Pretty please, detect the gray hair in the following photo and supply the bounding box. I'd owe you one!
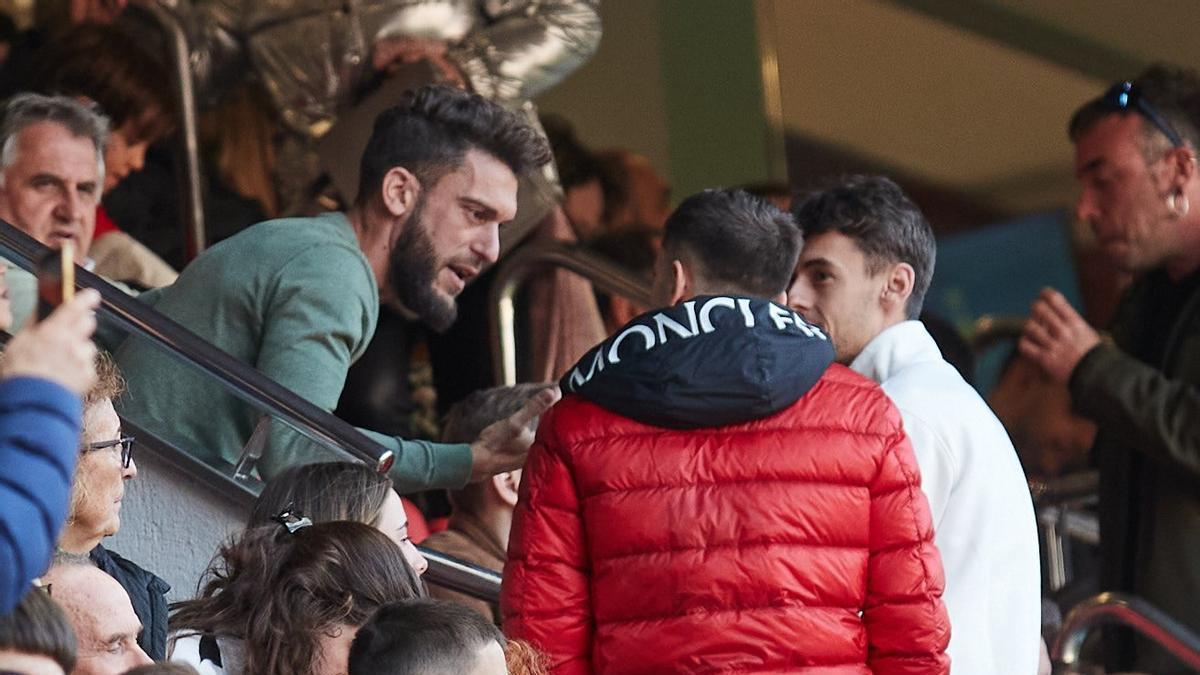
[0,93,108,186]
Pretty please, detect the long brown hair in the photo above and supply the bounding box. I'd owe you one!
[248,461,393,529]
[171,521,425,675]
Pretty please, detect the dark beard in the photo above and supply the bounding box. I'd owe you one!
[385,200,458,333]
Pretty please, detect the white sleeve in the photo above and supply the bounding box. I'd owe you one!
[897,411,958,527]
[167,633,226,675]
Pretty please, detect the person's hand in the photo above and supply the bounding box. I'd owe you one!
[1018,288,1101,385]
[469,386,561,482]
[1,289,100,395]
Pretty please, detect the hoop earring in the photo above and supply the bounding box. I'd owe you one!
[1169,191,1191,218]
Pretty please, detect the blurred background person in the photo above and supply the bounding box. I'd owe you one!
[22,21,179,289]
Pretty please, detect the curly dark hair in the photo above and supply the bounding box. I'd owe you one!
[356,84,552,205]
[170,521,426,675]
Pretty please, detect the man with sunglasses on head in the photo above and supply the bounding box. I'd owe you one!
[1021,64,1200,674]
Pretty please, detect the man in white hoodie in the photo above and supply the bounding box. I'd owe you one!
[787,175,1041,674]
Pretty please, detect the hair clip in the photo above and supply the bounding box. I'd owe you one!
[272,503,313,535]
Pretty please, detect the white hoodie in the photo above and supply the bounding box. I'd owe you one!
[851,321,1041,675]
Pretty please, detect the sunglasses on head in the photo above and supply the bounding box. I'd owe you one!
[82,435,135,469]
[1099,81,1185,148]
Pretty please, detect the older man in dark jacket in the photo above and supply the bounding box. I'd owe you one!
[1022,64,1200,674]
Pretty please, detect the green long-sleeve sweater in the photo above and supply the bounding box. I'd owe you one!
[115,212,472,492]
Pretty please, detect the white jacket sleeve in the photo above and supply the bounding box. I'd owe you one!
[895,410,958,527]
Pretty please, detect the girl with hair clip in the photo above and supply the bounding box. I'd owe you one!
[248,461,428,576]
[168,517,425,675]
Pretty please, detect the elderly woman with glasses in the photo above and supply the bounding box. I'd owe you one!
[55,354,171,662]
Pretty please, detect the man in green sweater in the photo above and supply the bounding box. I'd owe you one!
[116,86,557,493]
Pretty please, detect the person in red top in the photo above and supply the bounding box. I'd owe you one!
[502,188,950,674]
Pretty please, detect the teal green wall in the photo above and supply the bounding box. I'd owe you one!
[658,0,776,199]
[538,1,777,203]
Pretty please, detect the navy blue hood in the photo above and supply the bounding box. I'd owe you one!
[560,295,835,429]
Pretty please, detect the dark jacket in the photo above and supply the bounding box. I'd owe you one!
[91,544,171,661]
[503,296,951,674]
[1070,271,1200,673]
[0,377,81,614]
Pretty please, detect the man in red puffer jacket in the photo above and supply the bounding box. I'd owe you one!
[502,188,950,674]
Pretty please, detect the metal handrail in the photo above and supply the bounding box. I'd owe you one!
[140,1,207,261]
[124,417,501,601]
[1029,471,1099,504]
[488,241,655,385]
[0,220,393,475]
[124,417,499,595]
[969,313,1025,354]
[1053,592,1200,671]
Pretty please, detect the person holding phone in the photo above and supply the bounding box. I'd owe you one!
[0,279,101,614]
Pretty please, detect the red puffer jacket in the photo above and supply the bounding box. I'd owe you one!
[502,298,950,674]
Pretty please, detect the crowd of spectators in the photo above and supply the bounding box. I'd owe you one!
[3,3,1200,674]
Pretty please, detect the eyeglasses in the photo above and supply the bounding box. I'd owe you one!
[1099,81,1185,148]
[83,436,135,469]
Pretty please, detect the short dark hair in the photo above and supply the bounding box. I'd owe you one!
[356,85,551,205]
[1069,63,1200,157]
[0,587,76,672]
[662,188,801,297]
[348,599,505,675]
[792,175,936,320]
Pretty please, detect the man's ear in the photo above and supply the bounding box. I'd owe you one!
[379,167,420,219]
[881,262,915,313]
[492,470,520,508]
[1168,146,1197,190]
[669,259,690,305]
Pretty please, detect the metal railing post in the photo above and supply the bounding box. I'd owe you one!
[1053,592,1200,671]
[142,1,207,261]
[487,242,654,386]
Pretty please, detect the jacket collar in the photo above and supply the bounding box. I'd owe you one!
[561,295,835,429]
[849,320,943,384]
